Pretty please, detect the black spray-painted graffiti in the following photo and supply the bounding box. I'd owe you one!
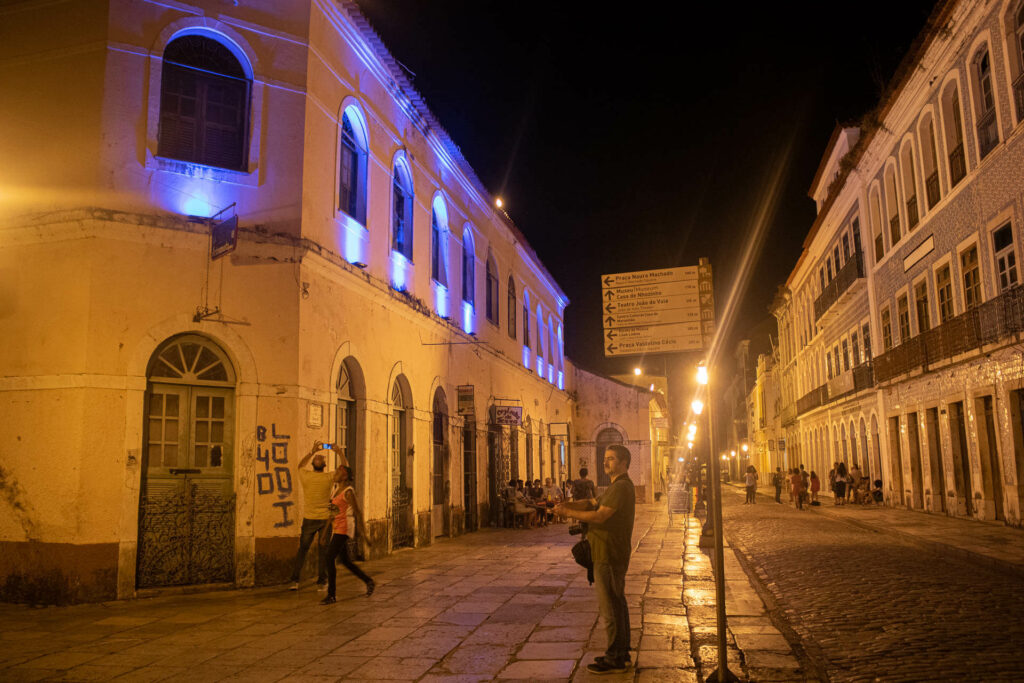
[256,424,294,527]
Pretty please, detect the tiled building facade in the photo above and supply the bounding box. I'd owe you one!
[768,0,1024,526]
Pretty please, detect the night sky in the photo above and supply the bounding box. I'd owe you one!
[357,0,939,377]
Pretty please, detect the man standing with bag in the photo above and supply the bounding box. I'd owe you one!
[556,444,635,674]
[288,440,340,591]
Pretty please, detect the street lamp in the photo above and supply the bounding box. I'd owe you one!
[634,367,643,376]
[691,399,704,415]
[495,197,504,208]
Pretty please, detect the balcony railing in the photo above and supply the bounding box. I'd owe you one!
[797,384,829,416]
[1015,72,1024,125]
[949,142,966,186]
[852,362,874,392]
[906,195,919,229]
[977,109,999,160]
[889,214,901,243]
[874,286,1024,383]
[813,250,864,322]
[781,402,797,427]
[925,171,940,209]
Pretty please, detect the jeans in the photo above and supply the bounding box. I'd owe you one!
[774,485,782,503]
[594,562,630,663]
[290,518,332,583]
[745,485,756,503]
[325,533,372,598]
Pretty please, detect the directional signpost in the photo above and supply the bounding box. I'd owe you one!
[601,263,715,357]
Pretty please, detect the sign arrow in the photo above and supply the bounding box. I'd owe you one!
[606,329,618,340]
[607,343,618,353]
[605,302,616,314]
[603,276,614,287]
[604,290,615,301]
[605,315,615,326]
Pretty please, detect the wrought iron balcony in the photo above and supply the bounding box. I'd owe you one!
[874,286,1024,384]
[925,171,940,210]
[796,384,829,416]
[949,143,966,187]
[813,250,865,323]
[852,362,874,392]
[977,109,999,160]
[906,195,919,229]
[781,402,797,427]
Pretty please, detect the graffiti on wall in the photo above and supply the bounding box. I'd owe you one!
[256,424,294,527]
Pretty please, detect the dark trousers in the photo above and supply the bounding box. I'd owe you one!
[594,562,630,663]
[290,518,332,583]
[325,533,372,598]
[774,485,782,503]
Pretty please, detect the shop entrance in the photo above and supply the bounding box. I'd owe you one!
[432,389,449,537]
[949,401,973,516]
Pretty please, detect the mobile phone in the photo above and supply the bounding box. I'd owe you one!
[322,443,333,450]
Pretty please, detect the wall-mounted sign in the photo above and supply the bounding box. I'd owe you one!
[211,215,238,261]
[307,403,323,429]
[778,437,786,451]
[653,416,669,428]
[492,405,522,426]
[457,385,475,416]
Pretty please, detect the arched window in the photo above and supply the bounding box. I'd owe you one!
[339,109,368,223]
[392,161,414,259]
[1013,3,1024,122]
[941,81,967,186]
[485,252,499,324]
[884,166,901,247]
[523,290,531,351]
[899,142,919,230]
[462,227,475,305]
[868,188,884,264]
[972,46,999,159]
[536,305,545,364]
[431,202,447,286]
[918,113,941,210]
[595,427,624,487]
[507,276,517,339]
[335,358,363,480]
[158,35,250,171]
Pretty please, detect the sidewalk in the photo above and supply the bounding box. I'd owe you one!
[734,482,1024,576]
[0,504,807,682]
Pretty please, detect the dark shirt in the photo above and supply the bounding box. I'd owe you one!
[572,477,597,501]
[589,474,635,568]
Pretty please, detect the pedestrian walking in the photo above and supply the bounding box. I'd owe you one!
[790,468,804,510]
[556,445,636,674]
[289,440,340,591]
[834,461,849,505]
[744,465,758,504]
[799,465,810,508]
[810,471,821,503]
[772,467,783,503]
[320,466,374,604]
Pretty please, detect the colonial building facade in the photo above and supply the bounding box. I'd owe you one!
[767,0,1024,526]
[0,0,661,604]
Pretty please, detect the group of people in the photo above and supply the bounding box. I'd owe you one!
[505,469,598,528]
[766,461,884,509]
[289,440,375,605]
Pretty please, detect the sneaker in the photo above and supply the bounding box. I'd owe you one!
[365,580,375,597]
[586,660,627,675]
[288,582,299,591]
[594,654,631,666]
[319,595,336,605]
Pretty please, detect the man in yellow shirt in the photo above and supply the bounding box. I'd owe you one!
[288,440,343,590]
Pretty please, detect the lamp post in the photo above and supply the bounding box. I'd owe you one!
[695,362,737,683]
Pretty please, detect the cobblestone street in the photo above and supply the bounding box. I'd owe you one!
[721,484,1024,682]
[0,504,801,682]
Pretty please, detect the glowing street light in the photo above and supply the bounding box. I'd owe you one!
[691,399,704,415]
[696,363,709,386]
[742,443,749,453]
[495,197,504,208]
[633,367,643,376]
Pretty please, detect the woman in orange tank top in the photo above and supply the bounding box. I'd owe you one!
[320,466,374,604]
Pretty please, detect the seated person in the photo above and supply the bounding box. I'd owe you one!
[507,479,537,528]
[543,477,564,522]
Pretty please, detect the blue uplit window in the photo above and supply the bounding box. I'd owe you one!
[339,112,368,223]
[462,228,475,305]
[431,208,447,286]
[507,276,517,339]
[158,35,250,171]
[485,253,499,324]
[392,164,414,259]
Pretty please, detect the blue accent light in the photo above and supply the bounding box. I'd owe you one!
[433,281,449,319]
[548,364,554,383]
[522,346,530,368]
[557,371,564,390]
[535,356,544,375]
[461,301,474,334]
[181,194,213,217]
[344,224,367,266]
[389,251,409,292]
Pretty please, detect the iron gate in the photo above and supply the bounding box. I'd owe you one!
[137,479,235,588]
[391,485,414,548]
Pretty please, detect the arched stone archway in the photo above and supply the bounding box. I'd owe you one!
[431,387,450,537]
[390,375,414,549]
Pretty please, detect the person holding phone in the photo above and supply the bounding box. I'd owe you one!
[288,440,345,590]
[320,466,374,603]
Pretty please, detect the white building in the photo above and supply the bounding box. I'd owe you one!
[0,0,655,603]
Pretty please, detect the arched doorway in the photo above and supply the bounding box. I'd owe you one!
[595,427,624,487]
[390,377,414,549]
[432,388,449,537]
[138,334,236,588]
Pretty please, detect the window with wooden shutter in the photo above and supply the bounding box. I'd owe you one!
[158,36,250,172]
